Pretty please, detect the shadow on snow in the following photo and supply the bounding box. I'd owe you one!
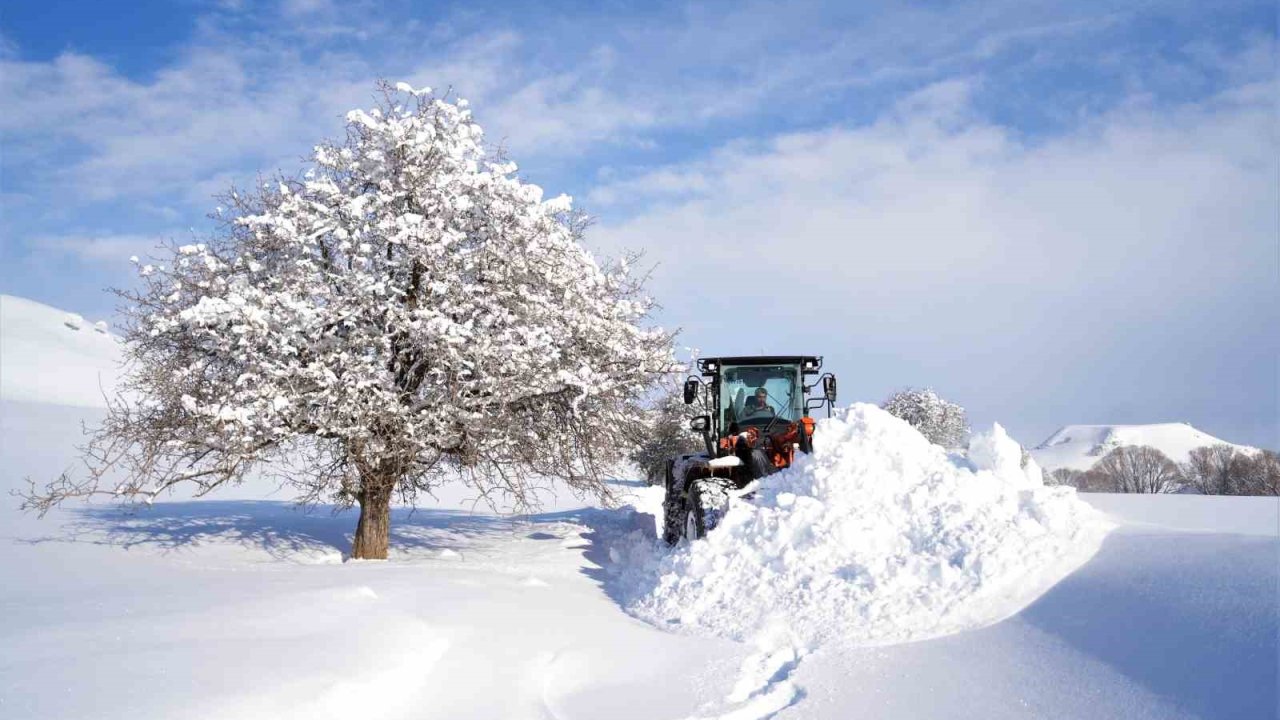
[23,501,621,562]
[1016,530,1279,720]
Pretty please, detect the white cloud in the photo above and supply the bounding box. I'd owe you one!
[0,29,645,207]
[590,73,1276,443]
[0,30,18,59]
[31,233,177,263]
[481,72,659,154]
[281,0,335,17]
[0,23,519,205]
[1,0,1272,444]
[0,0,1174,211]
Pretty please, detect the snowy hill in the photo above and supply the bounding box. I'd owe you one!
[0,294,122,407]
[1031,422,1257,472]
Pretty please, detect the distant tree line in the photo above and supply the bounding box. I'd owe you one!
[1048,444,1280,496]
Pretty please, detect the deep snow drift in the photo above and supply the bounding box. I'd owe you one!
[609,405,1110,647]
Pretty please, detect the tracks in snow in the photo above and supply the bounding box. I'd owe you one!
[685,639,806,720]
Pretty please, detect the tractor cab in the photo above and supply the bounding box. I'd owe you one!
[664,355,836,545]
[683,356,836,451]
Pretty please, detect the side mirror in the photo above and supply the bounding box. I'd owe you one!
[683,378,699,405]
[823,375,837,403]
[689,415,710,433]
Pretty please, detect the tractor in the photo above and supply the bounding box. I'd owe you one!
[662,356,837,545]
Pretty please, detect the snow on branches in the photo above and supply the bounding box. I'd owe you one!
[26,82,675,558]
[880,387,970,450]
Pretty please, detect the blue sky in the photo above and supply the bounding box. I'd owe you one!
[1,0,1276,449]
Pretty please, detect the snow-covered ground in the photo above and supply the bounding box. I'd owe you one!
[1,298,1276,719]
[0,295,122,408]
[1031,422,1258,472]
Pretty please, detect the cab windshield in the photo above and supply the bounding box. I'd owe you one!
[719,363,802,431]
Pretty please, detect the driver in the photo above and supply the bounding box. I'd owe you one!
[743,387,773,416]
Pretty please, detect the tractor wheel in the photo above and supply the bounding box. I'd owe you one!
[684,479,732,541]
[661,478,688,546]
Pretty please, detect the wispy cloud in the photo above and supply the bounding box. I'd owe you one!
[590,52,1276,443]
[0,0,1273,445]
[280,0,335,17]
[30,232,180,263]
[0,21,514,203]
[8,0,1246,213]
[0,29,18,59]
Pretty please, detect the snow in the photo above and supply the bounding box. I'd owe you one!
[968,420,1044,483]
[1,295,123,408]
[1,295,1275,719]
[605,406,1109,646]
[1032,422,1257,472]
[1,401,743,720]
[1083,492,1279,535]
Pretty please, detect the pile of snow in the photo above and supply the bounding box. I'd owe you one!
[1031,423,1257,472]
[610,404,1110,646]
[1,295,123,408]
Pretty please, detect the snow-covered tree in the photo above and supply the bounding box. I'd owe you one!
[629,389,703,486]
[881,387,970,449]
[1090,445,1183,493]
[24,83,674,559]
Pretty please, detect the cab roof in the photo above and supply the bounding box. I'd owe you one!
[697,356,822,375]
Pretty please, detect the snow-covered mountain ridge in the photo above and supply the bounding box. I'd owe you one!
[1031,423,1258,472]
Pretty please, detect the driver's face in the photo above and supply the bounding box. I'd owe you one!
[755,392,767,403]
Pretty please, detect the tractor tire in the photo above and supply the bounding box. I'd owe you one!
[662,479,688,546]
[683,479,732,542]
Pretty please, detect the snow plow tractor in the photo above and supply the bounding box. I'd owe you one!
[662,356,837,545]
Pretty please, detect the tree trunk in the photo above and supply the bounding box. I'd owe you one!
[351,486,392,560]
